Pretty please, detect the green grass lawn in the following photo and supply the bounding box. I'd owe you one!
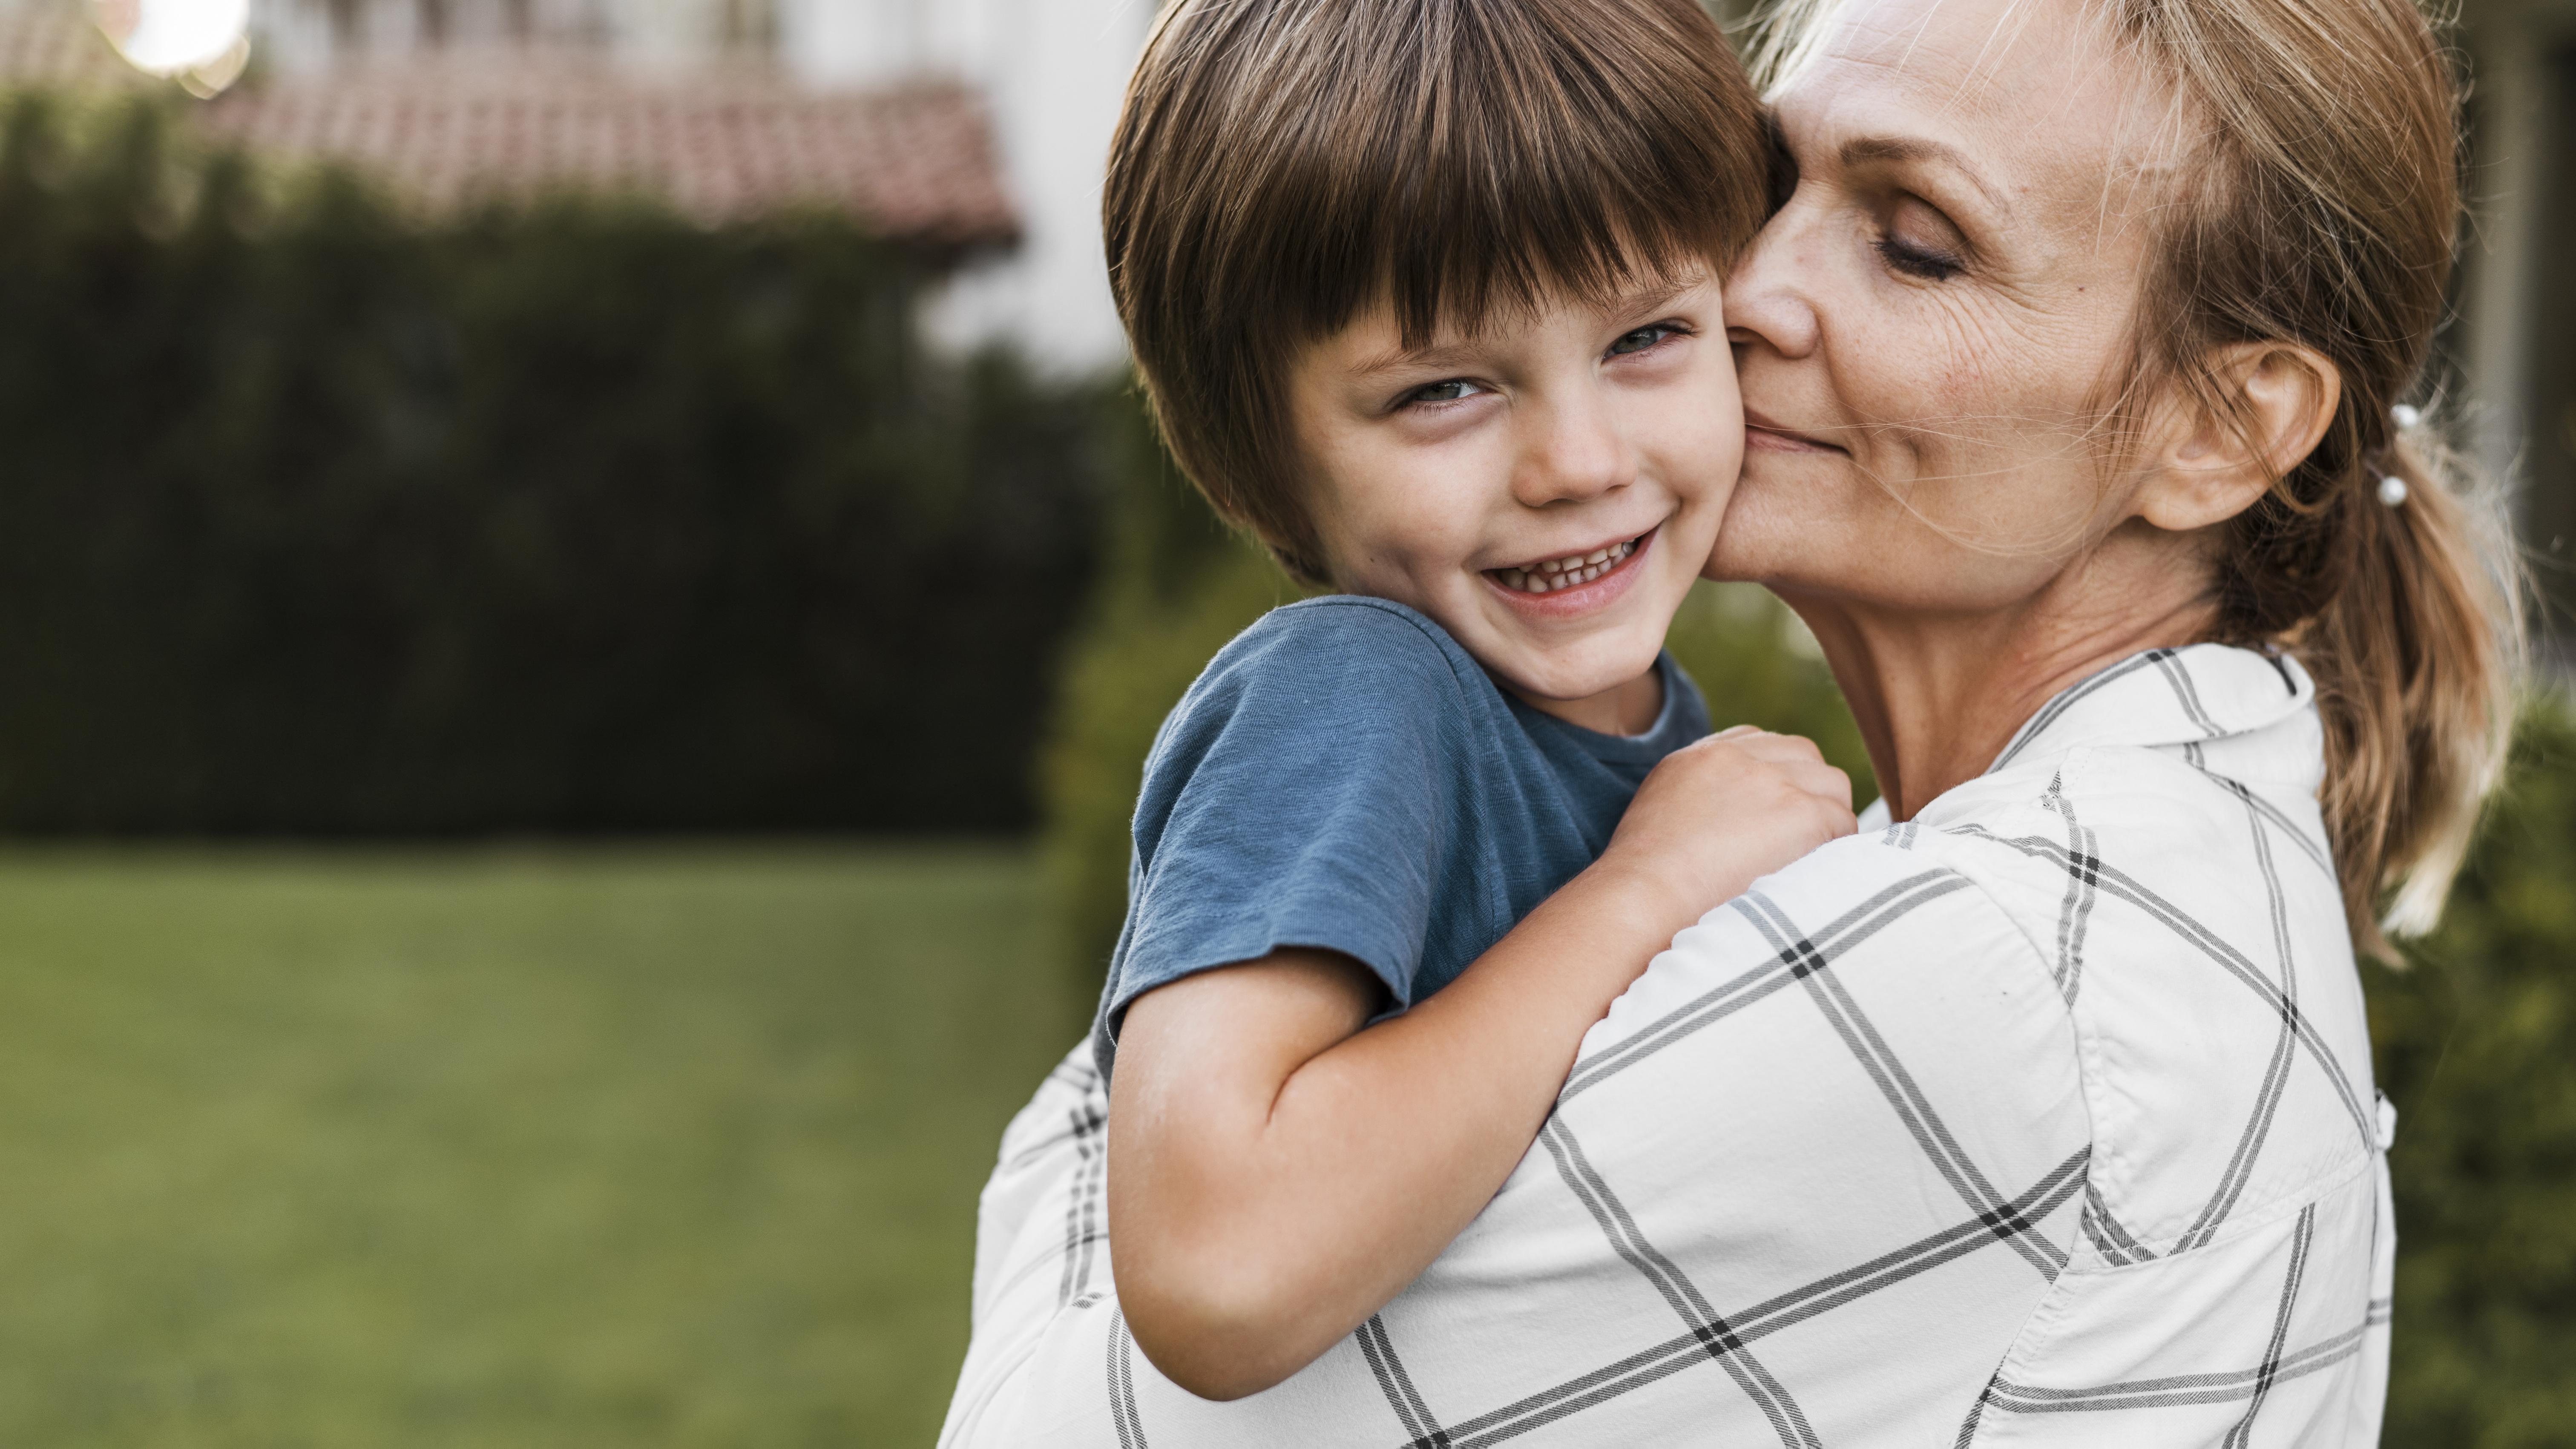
[0,844,1077,1449]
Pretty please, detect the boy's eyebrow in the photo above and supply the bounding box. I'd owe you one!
[1349,341,1486,380]
[1346,279,1702,380]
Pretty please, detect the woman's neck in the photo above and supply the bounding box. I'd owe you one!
[1782,535,2223,822]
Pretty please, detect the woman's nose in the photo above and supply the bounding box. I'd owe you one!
[1511,391,1635,508]
[1724,207,1822,361]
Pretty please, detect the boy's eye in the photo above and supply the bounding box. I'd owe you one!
[1402,379,1486,407]
[1607,324,1678,357]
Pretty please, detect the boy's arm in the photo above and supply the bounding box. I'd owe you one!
[1108,728,1856,1401]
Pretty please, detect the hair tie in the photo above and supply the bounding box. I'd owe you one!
[2376,471,2409,507]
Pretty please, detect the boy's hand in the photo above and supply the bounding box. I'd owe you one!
[1596,726,1858,933]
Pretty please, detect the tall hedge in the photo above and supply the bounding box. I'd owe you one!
[1039,446,2576,1440]
[0,94,1107,834]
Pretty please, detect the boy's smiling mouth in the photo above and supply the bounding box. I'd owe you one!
[1486,527,1654,599]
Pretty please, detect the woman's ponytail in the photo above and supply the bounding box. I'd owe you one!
[2107,0,2524,954]
[2298,426,2521,954]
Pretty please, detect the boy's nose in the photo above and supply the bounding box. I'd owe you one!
[1510,392,1635,508]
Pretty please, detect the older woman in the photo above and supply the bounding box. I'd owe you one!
[942,0,2518,1440]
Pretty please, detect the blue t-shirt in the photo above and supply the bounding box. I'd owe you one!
[1091,595,1711,1079]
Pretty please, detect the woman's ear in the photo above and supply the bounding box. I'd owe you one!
[2133,342,2341,533]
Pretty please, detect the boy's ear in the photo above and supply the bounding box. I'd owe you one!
[2132,342,2340,534]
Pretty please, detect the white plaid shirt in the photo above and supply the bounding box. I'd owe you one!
[943,644,2395,1447]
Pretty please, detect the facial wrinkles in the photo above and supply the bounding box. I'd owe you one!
[1775,0,2174,568]
[1823,0,2172,260]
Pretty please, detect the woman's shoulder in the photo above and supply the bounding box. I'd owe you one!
[1582,827,2073,1086]
[1896,739,2379,1248]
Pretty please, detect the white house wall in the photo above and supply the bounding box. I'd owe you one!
[773,0,1150,371]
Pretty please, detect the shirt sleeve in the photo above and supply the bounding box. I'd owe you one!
[1100,601,1475,1045]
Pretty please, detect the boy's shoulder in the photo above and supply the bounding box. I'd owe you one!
[1197,595,1494,712]
[1143,596,1506,789]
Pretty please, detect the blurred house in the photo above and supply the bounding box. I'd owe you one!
[0,0,1149,368]
[244,0,1151,370]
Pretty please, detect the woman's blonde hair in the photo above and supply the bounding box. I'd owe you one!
[1754,0,2524,956]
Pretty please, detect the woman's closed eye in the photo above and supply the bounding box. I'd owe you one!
[1873,196,1969,282]
[1875,234,1964,281]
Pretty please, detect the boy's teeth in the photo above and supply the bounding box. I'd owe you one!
[1494,538,1637,594]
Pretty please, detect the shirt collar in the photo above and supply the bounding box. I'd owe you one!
[1984,644,2315,776]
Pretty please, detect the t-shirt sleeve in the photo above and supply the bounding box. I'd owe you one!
[1101,601,1474,1043]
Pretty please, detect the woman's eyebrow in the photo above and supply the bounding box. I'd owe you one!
[1838,135,2010,217]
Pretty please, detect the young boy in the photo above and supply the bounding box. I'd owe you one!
[946,0,1837,1421]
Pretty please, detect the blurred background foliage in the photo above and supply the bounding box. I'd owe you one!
[2372,707,2576,1446]
[0,80,2559,1449]
[0,93,1105,835]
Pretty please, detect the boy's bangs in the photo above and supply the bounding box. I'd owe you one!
[1248,0,1762,348]
[1107,0,1767,581]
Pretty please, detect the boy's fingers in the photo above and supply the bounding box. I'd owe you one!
[1762,733,1827,764]
[1729,733,1822,768]
[1785,766,1852,811]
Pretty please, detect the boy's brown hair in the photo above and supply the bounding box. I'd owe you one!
[1105,0,1767,584]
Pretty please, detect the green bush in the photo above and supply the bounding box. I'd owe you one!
[2373,697,2576,1447]
[0,92,1113,834]
[1039,436,2576,1440]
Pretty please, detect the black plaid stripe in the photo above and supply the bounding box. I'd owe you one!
[1058,1100,1109,1307]
[2205,773,2334,879]
[1106,1307,1148,1449]
[1561,871,1972,1102]
[1002,1084,1104,1172]
[2040,773,2101,1006]
[2150,650,2227,742]
[2222,1205,2316,1447]
[1989,650,2171,772]
[1358,1315,1451,1449]
[2174,794,2302,1253]
[1735,891,2067,1279]
[1947,825,2375,1147]
[2081,1180,2159,1265]
[1981,1320,2372,1415]
[1412,1149,2088,1448]
[1951,1373,1996,1449]
[1539,1119,1823,1448]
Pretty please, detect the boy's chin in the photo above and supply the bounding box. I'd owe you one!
[1485,638,1664,708]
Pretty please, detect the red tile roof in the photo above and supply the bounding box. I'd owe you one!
[0,5,1020,251]
[199,61,1020,249]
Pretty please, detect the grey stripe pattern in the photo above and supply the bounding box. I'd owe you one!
[940,645,2394,1449]
[1409,1150,2088,1449]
